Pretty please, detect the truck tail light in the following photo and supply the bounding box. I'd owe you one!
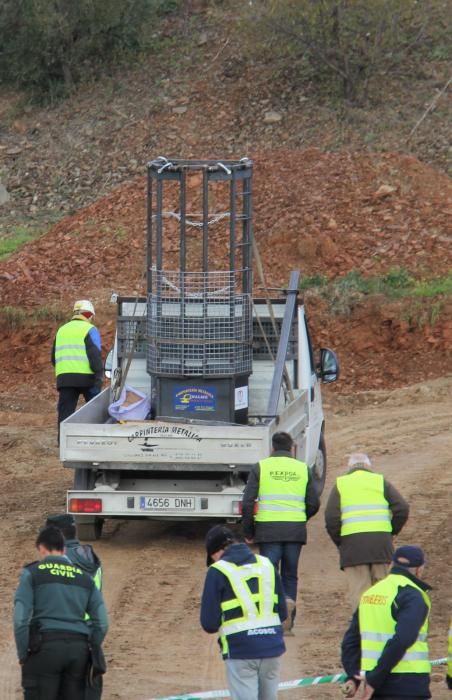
[69,498,102,513]
[232,500,242,515]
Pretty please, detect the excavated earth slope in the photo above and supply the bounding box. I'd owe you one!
[1,149,451,393]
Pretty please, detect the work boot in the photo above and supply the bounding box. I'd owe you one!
[282,597,296,635]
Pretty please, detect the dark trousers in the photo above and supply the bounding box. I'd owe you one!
[57,387,93,424]
[258,542,303,602]
[22,638,89,700]
[85,678,103,700]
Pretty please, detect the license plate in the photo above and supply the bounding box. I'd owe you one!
[139,496,195,511]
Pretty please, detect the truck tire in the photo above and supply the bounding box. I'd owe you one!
[76,518,104,541]
[312,432,327,496]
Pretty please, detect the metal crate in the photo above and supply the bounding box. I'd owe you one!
[117,316,147,358]
[147,270,252,377]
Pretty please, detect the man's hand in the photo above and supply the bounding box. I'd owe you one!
[340,679,359,697]
[359,681,375,700]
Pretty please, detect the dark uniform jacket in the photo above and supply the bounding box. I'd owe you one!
[65,538,102,582]
[241,450,320,542]
[200,543,287,659]
[341,566,431,698]
[13,555,108,661]
[324,467,409,568]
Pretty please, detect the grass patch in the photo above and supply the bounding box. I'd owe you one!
[302,268,452,317]
[0,217,59,259]
[300,274,328,290]
[0,226,38,259]
[0,303,66,329]
[0,306,28,329]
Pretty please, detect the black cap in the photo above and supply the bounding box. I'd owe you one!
[205,525,235,566]
[45,513,76,529]
[392,545,425,568]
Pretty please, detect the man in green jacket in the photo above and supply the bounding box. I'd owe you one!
[45,513,104,699]
[14,526,108,700]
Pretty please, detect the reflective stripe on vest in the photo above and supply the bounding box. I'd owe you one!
[359,573,431,674]
[337,470,392,536]
[448,618,452,679]
[93,566,102,591]
[255,456,308,523]
[55,320,94,377]
[211,555,280,642]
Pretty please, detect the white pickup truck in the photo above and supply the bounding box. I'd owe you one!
[60,290,338,539]
[60,156,338,539]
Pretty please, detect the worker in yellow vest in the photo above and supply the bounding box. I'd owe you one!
[341,545,431,700]
[51,300,103,440]
[447,617,452,690]
[200,525,287,700]
[325,452,409,610]
[242,431,320,634]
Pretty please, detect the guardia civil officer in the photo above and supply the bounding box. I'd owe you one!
[14,526,108,700]
[341,545,431,700]
[241,431,320,633]
[45,513,104,700]
[200,525,287,700]
[51,299,103,437]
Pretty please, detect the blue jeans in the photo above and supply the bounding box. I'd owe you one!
[258,542,302,602]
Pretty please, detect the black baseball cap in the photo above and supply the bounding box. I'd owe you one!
[45,513,76,529]
[392,545,425,568]
[205,525,235,566]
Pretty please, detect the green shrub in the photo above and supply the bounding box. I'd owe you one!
[243,0,448,101]
[0,0,180,101]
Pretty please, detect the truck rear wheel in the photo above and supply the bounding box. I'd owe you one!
[76,518,104,541]
[312,433,327,496]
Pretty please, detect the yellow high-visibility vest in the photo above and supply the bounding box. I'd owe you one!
[255,456,308,523]
[55,319,94,377]
[359,573,431,674]
[337,470,392,536]
[212,554,280,655]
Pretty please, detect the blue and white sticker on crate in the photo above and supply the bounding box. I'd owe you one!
[173,386,217,413]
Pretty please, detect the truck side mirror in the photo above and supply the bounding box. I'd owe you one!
[104,349,113,379]
[318,348,340,383]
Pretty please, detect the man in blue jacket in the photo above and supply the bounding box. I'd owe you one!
[200,525,287,700]
[341,545,431,699]
[51,299,103,438]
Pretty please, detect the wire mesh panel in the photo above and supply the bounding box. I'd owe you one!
[117,316,147,358]
[252,317,298,360]
[147,269,252,377]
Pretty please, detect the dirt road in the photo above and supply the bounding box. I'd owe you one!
[0,377,451,699]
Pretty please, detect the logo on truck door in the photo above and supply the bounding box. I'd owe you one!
[174,387,216,413]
